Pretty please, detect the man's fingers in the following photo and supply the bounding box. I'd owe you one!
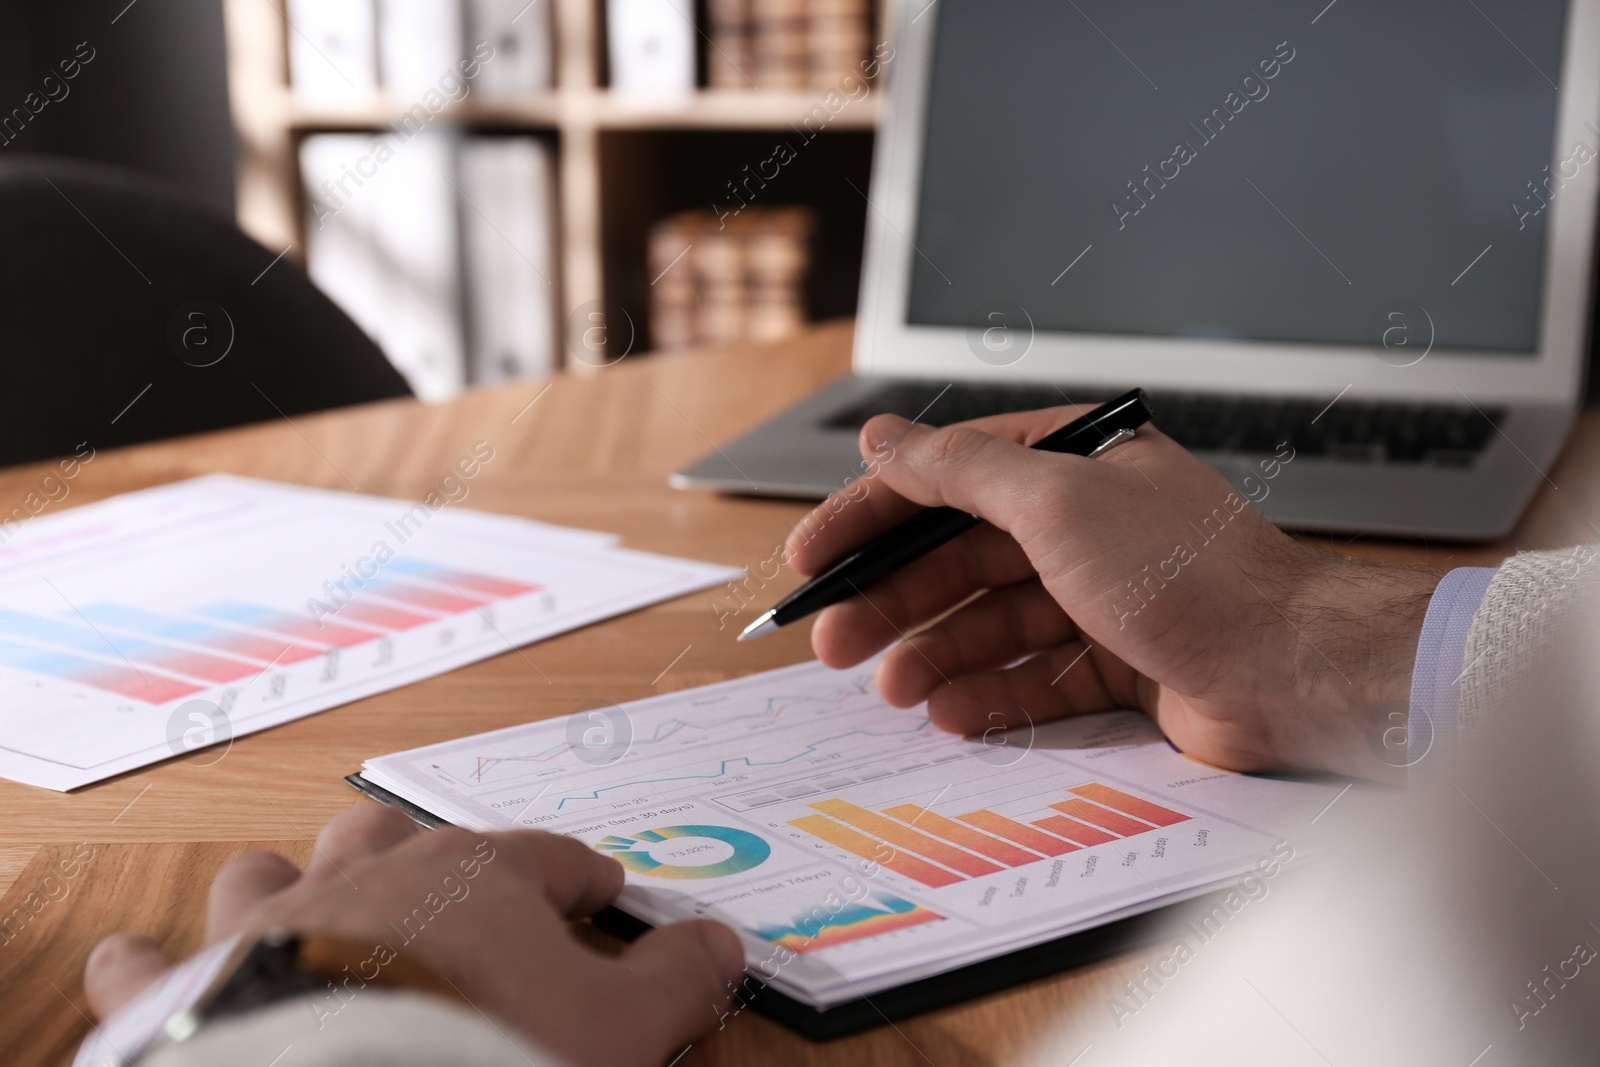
[618,920,746,1050]
[474,829,624,920]
[809,523,1032,667]
[945,404,1092,445]
[83,931,171,1020]
[785,405,1089,578]
[877,580,1077,707]
[785,476,918,579]
[302,801,423,886]
[860,416,1082,544]
[925,641,1119,735]
[207,849,302,940]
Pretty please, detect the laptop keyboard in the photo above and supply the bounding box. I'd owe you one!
[821,382,1503,467]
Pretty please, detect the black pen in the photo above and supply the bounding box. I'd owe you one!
[738,388,1155,640]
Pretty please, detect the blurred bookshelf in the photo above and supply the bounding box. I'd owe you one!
[221,0,887,390]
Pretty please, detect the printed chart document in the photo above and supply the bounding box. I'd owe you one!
[0,475,737,791]
[358,659,1338,1011]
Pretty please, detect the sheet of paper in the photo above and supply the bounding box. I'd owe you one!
[0,475,737,790]
[361,659,1339,1009]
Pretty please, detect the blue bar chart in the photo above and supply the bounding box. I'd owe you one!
[0,474,735,789]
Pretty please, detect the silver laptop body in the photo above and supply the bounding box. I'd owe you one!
[675,0,1600,540]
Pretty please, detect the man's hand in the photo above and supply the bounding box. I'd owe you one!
[83,804,745,1067]
[787,408,1439,778]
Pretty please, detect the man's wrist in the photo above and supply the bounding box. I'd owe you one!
[1286,556,1439,778]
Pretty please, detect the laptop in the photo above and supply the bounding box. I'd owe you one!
[674,0,1600,540]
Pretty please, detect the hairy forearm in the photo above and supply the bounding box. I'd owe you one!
[1283,552,1439,779]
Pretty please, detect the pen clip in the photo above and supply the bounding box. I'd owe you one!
[1086,427,1136,459]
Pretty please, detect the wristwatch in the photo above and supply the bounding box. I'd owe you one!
[73,929,465,1067]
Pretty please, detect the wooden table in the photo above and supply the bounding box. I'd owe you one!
[3,321,1598,1066]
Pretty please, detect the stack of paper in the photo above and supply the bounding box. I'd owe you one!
[0,476,737,791]
[359,659,1338,1010]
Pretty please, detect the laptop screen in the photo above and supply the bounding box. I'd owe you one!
[906,0,1570,354]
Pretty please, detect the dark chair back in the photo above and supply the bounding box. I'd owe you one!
[0,156,411,467]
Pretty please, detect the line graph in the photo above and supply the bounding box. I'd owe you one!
[462,674,879,784]
[547,719,936,810]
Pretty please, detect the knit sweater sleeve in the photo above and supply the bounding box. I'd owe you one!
[140,989,565,1067]
[1456,544,1600,747]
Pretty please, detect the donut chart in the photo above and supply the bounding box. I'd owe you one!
[595,824,772,879]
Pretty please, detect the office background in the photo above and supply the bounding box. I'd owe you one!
[3,0,883,392]
[7,0,1598,399]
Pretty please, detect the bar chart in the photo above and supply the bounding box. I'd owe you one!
[366,659,1340,1010]
[790,784,1191,890]
[0,474,738,789]
[0,637,204,704]
[0,564,541,705]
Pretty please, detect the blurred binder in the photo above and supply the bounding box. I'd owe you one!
[301,133,467,400]
[377,0,465,96]
[370,134,467,399]
[607,0,696,93]
[460,137,559,382]
[466,0,554,96]
[286,0,378,102]
[301,135,388,357]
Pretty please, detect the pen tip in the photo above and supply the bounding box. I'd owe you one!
[738,610,779,641]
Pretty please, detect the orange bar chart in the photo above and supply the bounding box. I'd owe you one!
[883,805,1045,867]
[1050,799,1154,838]
[788,785,1193,890]
[957,810,1079,856]
[1069,783,1191,827]
[1033,815,1117,847]
[810,799,1004,878]
[790,815,963,887]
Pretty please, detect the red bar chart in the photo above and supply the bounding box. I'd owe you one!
[790,815,964,887]
[198,602,381,648]
[1049,799,1153,838]
[0,473,739,791]
[882,805,1044,867]
[1033,815,1116,847]
[790,783,1192,890]
[328,600,438,631]
[1069,782,1190,826]
[385,559,539,598]
[4,563,547,704]
[810,799,1004,878]
[957,810,1079,856]
[359,578,488,614]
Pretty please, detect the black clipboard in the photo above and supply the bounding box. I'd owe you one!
[345,772,1188,1040]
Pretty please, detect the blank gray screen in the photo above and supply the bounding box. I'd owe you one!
[906,0,1568,353]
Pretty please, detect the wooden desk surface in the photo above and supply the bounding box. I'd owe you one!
[3,321,1598,1065]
